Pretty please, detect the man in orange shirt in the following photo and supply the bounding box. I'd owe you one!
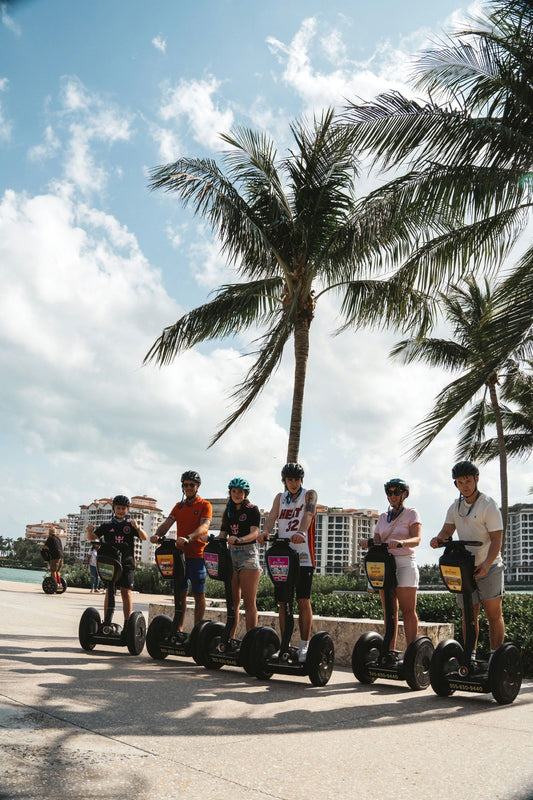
[151,471,212,629]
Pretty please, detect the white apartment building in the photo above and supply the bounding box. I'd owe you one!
[314,506,378,575]
[504,503,533,583]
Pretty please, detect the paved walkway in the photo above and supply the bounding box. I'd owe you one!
[1,579,532,800]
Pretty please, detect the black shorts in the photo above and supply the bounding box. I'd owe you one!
[116,568,135,591]
[274,566,314,601]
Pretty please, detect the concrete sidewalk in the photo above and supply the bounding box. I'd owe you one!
[1,579,532,800]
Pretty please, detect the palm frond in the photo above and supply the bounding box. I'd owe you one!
[144,278,283,366]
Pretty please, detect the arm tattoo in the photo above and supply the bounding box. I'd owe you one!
[305,502,316,514]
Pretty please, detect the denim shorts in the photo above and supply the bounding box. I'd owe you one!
[456,561,504,608]
[230,542,260,571]
[180,557,207,594]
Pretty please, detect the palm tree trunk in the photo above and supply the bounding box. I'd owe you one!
[488,379,508,547]
[287,319,310,462]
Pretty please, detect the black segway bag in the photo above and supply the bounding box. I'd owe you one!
[155,539,185,582]
[203,536,233,582]
[266,538,299,601]
[40,545,51,563]
[97,542,123,584]
[439,541,477,594]
[365,542,397,590]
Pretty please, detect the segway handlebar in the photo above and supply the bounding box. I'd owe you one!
[436,537,483,547]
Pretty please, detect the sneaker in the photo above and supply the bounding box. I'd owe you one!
[298,642,309,663]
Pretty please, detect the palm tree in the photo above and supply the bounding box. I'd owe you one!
[145,110,430,460]
[458,359,533,465]
[344,0,533,376]
[391,276,532,533]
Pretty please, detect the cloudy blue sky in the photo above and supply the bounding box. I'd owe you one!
[1,0,529,563]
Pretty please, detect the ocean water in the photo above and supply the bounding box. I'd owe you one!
[0,566,45,585]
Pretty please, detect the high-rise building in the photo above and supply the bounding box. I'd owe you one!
[504,503,533,583]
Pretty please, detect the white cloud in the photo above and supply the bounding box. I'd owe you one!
[0,76,11,141]
[158,75,234,151]
[1,3,21,36]
[152,35,167,54]
[149,122,181,162]
[28,125,61,161]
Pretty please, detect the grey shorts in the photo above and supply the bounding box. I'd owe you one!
[230,542,260,571]
[456,561,504,608]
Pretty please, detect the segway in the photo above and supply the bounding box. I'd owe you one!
[241,536,335,686]
[195,535,257,672]
[145,538,208,663]
[351,539,434,690]
[40,545,67,594]
[78,542,146,655]
[429,538,522,705]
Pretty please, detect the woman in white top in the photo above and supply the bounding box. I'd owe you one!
[364,478,422,649]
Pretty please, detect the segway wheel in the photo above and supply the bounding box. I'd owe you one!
[489,642,522,705]
[79,607,101,651]
[252,626,280,680]
[197,621,225,670]
[429,639,462,697]
[306,631,335,686]
[42,576,57,594]
[146,614,172,660]
[125,611,147,656]
[189,619,211,665]
[239,626,263,676]
[403,636,434,690]
[351,631,382,683]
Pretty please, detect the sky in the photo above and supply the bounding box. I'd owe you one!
[0,0,530,565]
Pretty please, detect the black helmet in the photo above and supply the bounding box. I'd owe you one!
[281,462,304,481]
[228,477,250,494]
[452,461,479,479]
[181,470,201,485]
[112,494,130,507]
[384,478,409,497]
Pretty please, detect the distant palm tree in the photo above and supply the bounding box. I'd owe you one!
[458,359,533,465]
[145,110,429,460]
[391,277,532,533]
[344,0,533,378]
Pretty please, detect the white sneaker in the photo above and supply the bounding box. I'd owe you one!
[298,642,309,663]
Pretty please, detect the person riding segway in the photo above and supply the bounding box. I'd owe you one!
[429,461,522,704]
[79,495,147,655]
[196,478,262,671]
[352,478,433,689]
[244,463,335,686]
[146,471,212,663]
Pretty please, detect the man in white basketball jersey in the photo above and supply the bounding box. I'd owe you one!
[258,462,317,662]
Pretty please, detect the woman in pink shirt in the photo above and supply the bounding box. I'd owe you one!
[364,478,422,649]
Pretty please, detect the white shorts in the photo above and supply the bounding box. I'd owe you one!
[394,554,419,588]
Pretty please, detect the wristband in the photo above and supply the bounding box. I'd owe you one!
[297,530,307,539]
[185,536,191,545]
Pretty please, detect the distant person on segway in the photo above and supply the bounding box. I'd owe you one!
[42,527,64,591]
[362,478,422,655]
[218,477,261,646]
[430,460,505,663]
[258,462,317,663]
[151,471,212,633]
[86,495,147,623]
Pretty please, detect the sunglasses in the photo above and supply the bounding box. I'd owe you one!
[182,482,198,488]
[386,488,403,496]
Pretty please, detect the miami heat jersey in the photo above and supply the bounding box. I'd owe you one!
[277,488,316,567]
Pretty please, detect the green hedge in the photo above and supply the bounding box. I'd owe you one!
[62,563,533,676]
